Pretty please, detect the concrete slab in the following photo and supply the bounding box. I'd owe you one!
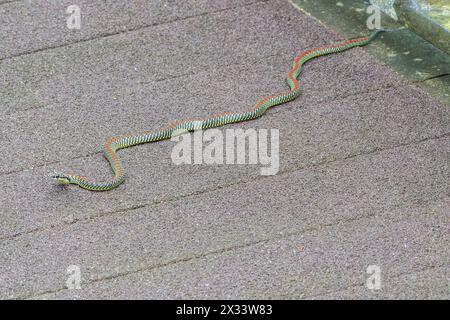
[422,74,450,105]
[0,0,338,117]
[314,266,450,300]
[6,0,448,240]
[0,0,262,60]
[1,84,449,239]
[0,52,406,173]
[1,136,449,299]
[30,200,449,299]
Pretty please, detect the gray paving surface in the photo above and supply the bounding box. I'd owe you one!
[0,0,449,299]
[0,0,260,60]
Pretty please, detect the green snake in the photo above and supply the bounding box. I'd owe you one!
[51,29,394,191]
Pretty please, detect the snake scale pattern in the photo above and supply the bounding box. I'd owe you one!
[52,29,390,191]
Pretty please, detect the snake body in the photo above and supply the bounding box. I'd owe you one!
[52,29,389,191]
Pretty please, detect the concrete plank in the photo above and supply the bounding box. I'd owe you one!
[30,199,449,299]
[1,136,448,298]
[0,83,448,239]
[0,51,406,173]
[0,0,262,60]
[313,266,450,300]
[0,0,343,117]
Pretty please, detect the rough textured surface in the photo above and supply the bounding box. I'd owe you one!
[0,0,448,299]
[0,0,262,60]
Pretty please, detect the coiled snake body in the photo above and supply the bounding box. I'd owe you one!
[52,29,391,191]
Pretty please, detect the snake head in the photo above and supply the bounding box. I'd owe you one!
[50,172,72,185]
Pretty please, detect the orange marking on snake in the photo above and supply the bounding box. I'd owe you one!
[294,38,369,62]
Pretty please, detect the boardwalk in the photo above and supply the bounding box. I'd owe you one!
[0,0,449,299]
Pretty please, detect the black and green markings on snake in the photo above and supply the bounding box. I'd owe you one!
[51,29,396,191]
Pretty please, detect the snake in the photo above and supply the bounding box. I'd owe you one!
[51,29,398,191]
